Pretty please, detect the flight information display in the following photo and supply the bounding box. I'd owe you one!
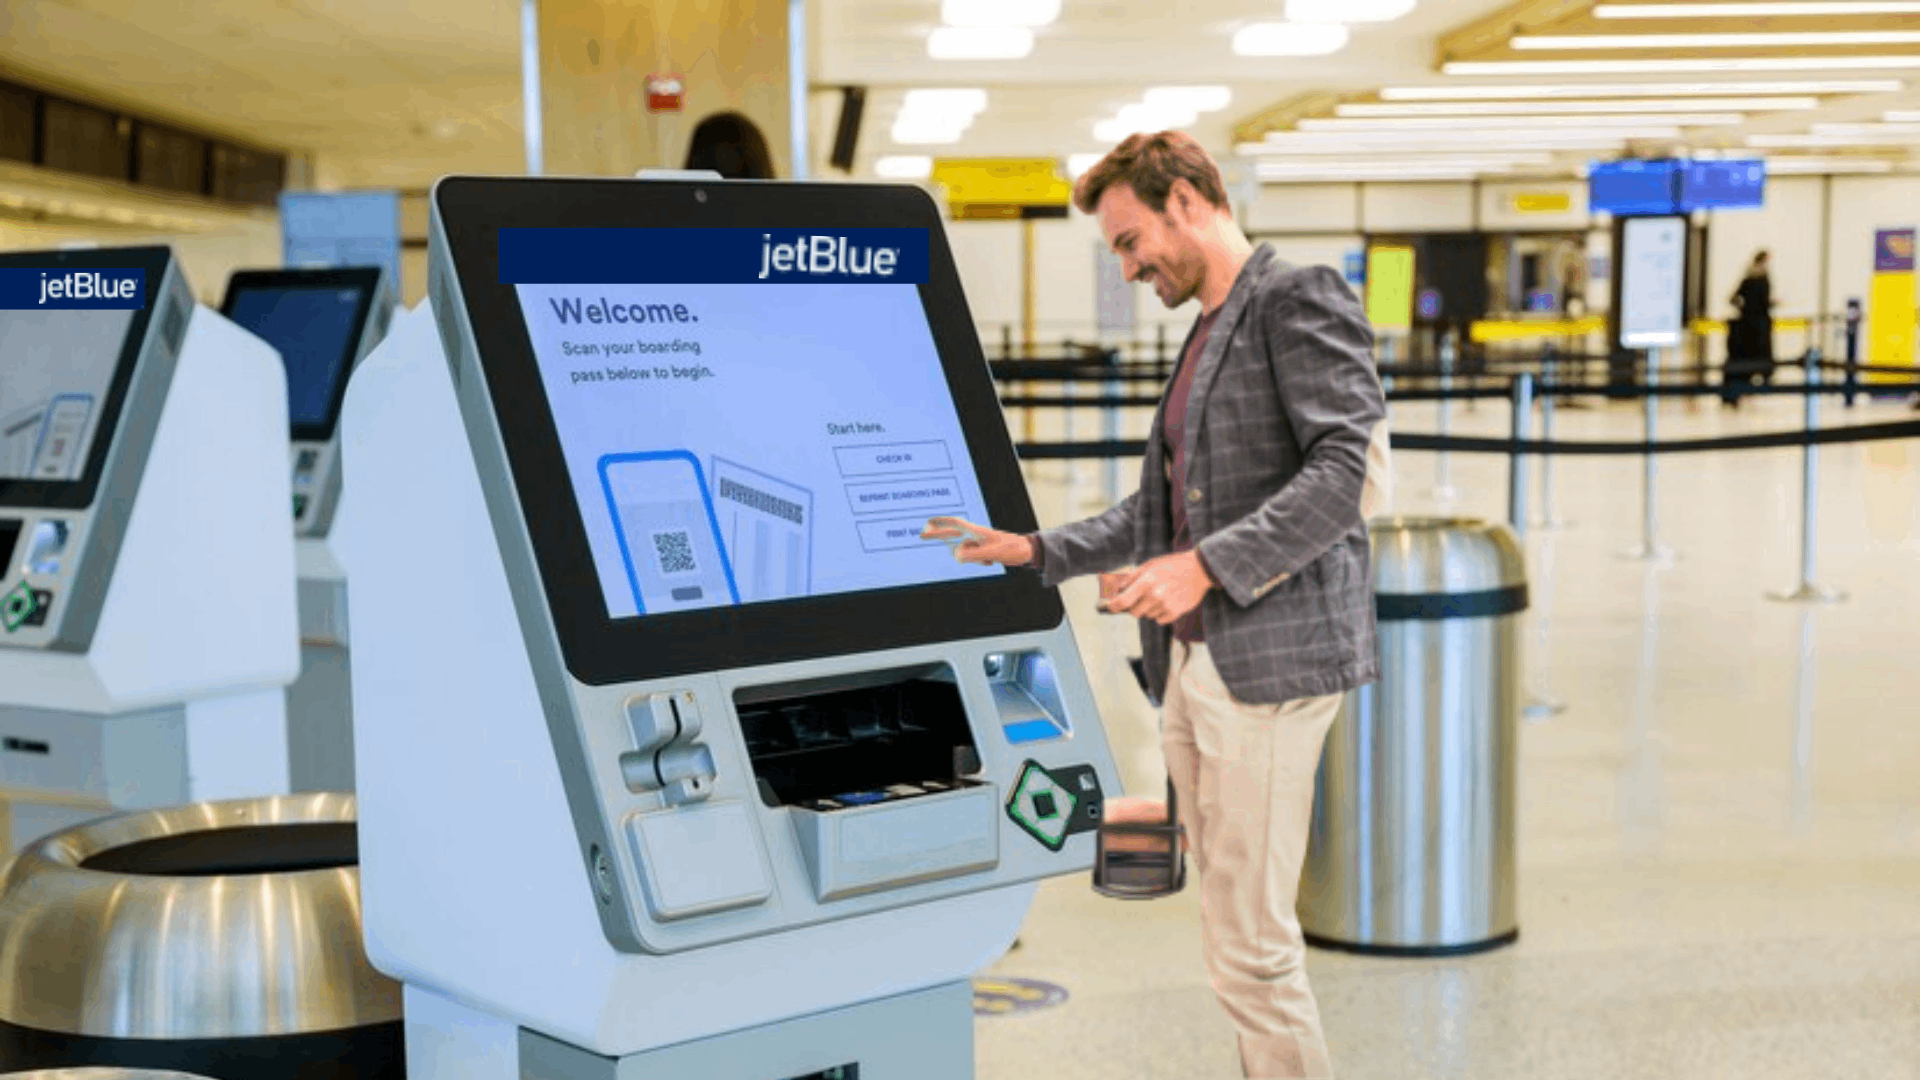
[0,310,134,483]
[1588,158,1680,217]
[513,281,1004,619]
[225,284,367,429]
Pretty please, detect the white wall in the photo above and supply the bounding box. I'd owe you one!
[1825,176,1920,336]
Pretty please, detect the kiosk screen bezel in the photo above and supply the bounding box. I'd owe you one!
[433,176,1063,687]
[220,267,384,442]
[0,245,173,511]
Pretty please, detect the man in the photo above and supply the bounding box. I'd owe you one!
[924,131,1389,1079]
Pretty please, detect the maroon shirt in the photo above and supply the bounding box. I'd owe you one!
[1024,308,1221,640]
[1164,307,1221,643]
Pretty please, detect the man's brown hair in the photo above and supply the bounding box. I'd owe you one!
[1073,131,1230,217]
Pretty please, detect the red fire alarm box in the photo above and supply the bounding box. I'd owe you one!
[647,74,684,112]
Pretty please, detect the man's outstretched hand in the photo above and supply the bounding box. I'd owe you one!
[921,516,1035,567]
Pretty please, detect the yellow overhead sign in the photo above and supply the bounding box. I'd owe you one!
[931,158,1073,220]
[1510,190,1573,215]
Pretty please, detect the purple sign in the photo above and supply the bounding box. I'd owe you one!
[1875,228,1916,273]
[1416,288,1442,319]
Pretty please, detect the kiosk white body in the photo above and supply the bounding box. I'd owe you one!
[338,177,1122,1079]
[0,248,298,852]
[220,267,395,794]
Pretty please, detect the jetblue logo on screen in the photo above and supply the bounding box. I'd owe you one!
[0,268,146,310]
[757,234,901,280]
[500,228,930,285]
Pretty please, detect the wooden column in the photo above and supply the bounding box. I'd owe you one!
[537,0,790,177]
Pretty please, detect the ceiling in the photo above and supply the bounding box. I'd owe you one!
[2,0,1918,190]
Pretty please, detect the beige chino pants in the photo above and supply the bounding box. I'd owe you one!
[1163,640,1343,1080]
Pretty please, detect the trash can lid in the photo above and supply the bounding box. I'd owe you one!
[1368,517,1527,597]
[0,1060,219,1068]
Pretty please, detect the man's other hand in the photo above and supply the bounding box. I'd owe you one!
[921,516,1035,566]
[1104,549,1214,624]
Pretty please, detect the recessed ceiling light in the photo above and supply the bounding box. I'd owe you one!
[940,0,1061,27]
[892,117,970,144]
[1886,109,1920,122]
[1067,153,1106,177]
[1515,30,1920,49]
[902,89,989,115]
[1382,79,1904,98]
[1595,2,1920,16]
[875,156,934,179]
[1256,152,1556,167]
[1339,97,1820,116]
[1283,0,1416,22]
[1232,23,1350,57]
[1243,134,1641,153]
[1118,103,1199,129]
[1144,86,1233,113]
[1300,113,1744,130]
[1444,57,1920,75]
[927,26,1034,60]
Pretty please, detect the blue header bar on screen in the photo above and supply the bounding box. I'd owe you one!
[500,229,931,285]
[0,268,145,310]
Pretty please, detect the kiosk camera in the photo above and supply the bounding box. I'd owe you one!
[336,177,1123,1080]
[220,267,394,793]
[0,246,298,852]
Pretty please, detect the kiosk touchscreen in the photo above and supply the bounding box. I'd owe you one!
[220,267,394,793]
[221,267,393,537]
[0,247,297,851]
[337,177,1123,1079]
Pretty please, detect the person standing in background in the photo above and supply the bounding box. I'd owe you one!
[925,131,1390,1079]
[1723,250,1776,407]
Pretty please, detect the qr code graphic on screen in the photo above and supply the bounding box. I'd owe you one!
[651,529,698,575]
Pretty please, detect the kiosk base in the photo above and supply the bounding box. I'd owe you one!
[404,983,969,1080]
[0,688,290,853]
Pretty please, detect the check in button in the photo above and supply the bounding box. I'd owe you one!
[834,441,954,477]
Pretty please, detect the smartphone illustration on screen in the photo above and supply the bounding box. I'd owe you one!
[599,451,739,615]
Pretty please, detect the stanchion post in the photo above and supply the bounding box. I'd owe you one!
[1770,349,1847,603]
[1435,335,1457,502]
[1622,348,1673,563]
[1102,370,1120,507]
[1533,345,1568,529]
[1508,372,1533,540]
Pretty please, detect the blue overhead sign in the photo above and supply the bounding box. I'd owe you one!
[279,190,402,299]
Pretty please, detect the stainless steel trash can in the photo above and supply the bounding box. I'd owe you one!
[0,793,403,1079]
[1,1070,218,1079]
[1299,517,1525,956]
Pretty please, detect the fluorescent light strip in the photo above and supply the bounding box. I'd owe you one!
[1259,168,1483,180]
[1764,158,1897,172]
[1595,2,1920,16]
[1257,154,1557,168]
[1338,97,1819,116]
[1382,79,1903,98]
[1750,131,1920,145]
[1277,124,1682,140]
[1445,57,1920,75]
[940,0,1061,27]
[1813,121,1920,133]
[1884,109,1920,121]
[1242,137,1636,154]
[1515,31,1920,49]
[1300,113,1743,130]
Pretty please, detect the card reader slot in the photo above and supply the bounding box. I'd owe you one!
[736,668,978,809]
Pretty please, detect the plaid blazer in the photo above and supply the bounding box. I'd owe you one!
[1035,245,1388,706]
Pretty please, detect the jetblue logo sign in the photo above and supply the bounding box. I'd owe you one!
[0,269,145,310]
[500,228,929,285]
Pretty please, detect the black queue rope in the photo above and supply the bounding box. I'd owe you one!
[1014,419,1920,461]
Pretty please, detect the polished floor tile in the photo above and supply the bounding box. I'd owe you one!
[980,387,1920,1080]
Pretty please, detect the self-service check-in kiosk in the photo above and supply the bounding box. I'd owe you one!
[0,246,297,852]
[334,177,1123,1079]
[220,267,394,793]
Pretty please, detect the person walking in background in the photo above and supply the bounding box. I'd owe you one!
[1723,249,1776,407]
[924,131,1390,1079]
